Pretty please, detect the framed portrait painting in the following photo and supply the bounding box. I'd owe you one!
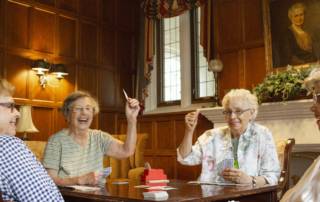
[263,0,320,69]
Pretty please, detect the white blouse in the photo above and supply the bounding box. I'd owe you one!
[177,122,280,185]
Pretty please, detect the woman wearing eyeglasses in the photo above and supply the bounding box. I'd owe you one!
[177,89,280,186]
[0,79,64,201]
[43,91,140,186]
[280,68,320,202]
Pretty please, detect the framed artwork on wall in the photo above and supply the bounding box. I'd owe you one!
[263,0,320,70]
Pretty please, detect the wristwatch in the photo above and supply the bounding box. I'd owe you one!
[251,176,257,187]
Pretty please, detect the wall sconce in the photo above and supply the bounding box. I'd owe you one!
[16,105,39,140]
[51,64,68,80]
[31,59,68,88]
[208,59,223,106]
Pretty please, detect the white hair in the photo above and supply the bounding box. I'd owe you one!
[222,89,259,120]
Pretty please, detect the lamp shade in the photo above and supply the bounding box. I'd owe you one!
[51,64,68,79]
[16,105,39,133]
[31,59,50,74]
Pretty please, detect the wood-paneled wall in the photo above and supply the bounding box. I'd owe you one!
[0,0,140,140]
[118,112,213,180]
[215,0,267,99]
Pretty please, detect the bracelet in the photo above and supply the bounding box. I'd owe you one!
[251,176,257,187]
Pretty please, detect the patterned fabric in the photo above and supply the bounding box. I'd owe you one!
[177,122,281,185]
[0,135,64,202]
[142,0,205,19]
[280,156,320,202]
[43,129,115,178]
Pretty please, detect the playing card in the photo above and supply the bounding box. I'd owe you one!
[217,158,234,173]
[123,89,129,100]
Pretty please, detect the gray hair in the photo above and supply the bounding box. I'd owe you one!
[288,2,306,20]
[0,78,15,97]
[304,68,320,92]
[222,89,259,120]
[62,91,99,118]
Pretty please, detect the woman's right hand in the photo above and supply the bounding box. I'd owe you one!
[77,172,99,185]
[185,111,199,132]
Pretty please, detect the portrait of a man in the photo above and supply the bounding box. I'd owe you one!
[270,0,320,68]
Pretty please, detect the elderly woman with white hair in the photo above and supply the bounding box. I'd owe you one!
[177,89,280,186]
[280,68,320,202]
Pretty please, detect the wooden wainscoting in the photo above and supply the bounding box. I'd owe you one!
[117,111,213,180]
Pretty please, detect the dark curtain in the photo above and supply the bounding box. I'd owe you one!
[136,0,213,101]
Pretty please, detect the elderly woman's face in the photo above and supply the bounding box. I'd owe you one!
[290,7,305,27]
[68,97,94,132]
[311,81,320,129]
[0,96,20,136]
[224,97,254,136]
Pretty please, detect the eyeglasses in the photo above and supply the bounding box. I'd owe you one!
[222,109,252,117]
[71,106,94,113]
[313,92,320,104]
[0,102,16,113]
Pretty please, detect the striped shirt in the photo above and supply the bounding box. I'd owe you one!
[43,129,114,178]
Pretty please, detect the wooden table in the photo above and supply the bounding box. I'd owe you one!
[60,180,277,202]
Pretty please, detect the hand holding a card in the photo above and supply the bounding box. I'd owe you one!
[221,168,251,184]
[123,89,140,122]
[185,111,199,133]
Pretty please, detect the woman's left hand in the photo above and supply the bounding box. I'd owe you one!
[125,98,140,121]
[222,168,252,184]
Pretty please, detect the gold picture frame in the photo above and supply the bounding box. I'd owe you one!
[263,0,320,70]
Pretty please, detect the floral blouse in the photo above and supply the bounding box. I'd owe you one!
[177,122,280,185]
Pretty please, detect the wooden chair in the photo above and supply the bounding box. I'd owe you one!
[276,138,295,200]
[0,192,3,202]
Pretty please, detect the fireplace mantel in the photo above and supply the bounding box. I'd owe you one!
[198,99,320,144]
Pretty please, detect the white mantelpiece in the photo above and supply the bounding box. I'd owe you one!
[198,99,320,145]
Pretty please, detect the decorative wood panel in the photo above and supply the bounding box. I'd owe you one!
[6,1,29,49]
[58,16,76,58]
[117,0,135,32]
[35,0,55,7]
[5,54,29,99]
[98,68,116,108]
[243,0,264,45]
[102,0,115,26]
[77,65,97,96]
[156,120,174,150]
[0,51,3,77]
[217,0,241,51]
[220,52,241,96]
[101,26,115,67]
[32,106,54,141]
[30,8,55,53]
[117,32,134,72]
[80,21,97,62]
[174,119,185,148]
[58,0,77,13]
[244,47,266,89]
[0,0,4,45]
[99,111,117,134]
[138,120,153,150]
[79,0,97,19]
[55,108,67,133]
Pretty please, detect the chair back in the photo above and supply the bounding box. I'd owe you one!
[103,133,148,179]
[276,138,295,200]
[24,141,47,161]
